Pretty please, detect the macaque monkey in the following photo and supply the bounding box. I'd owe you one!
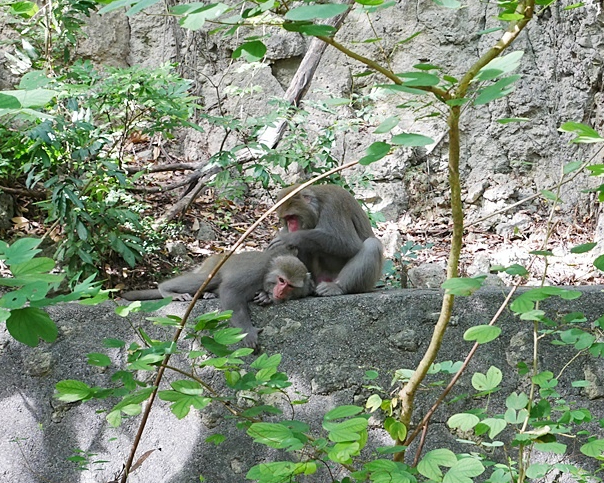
[270,184,383,296]
[122,250,314,348]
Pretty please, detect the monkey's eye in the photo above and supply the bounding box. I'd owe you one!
[278,277,286,284]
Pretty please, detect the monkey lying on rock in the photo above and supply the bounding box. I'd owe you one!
[270,184,384,296]
[122,249,314,349]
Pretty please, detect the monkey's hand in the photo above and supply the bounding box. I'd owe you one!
[316,281,344,297]
[267,234,296,252]
[243,327,260,351]
[171,293,194,302]
[253,290,273,306]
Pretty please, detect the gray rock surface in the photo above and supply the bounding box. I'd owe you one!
[1,287,603,482]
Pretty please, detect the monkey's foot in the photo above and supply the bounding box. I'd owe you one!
[242,327,260,351]
[315,281,344,296]
[253,291,273,306]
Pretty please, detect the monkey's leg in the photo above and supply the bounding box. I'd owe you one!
[122,289,163,300]
[218,284,260,349]
[316,237,383,296]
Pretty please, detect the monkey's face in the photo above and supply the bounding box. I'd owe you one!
[277,191,320,232]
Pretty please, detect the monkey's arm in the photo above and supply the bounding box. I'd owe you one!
[270,228,364,259]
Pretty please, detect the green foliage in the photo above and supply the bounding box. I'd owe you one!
[0,237,106,346]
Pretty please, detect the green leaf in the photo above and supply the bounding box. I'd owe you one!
[359,141,391,165]
[506,391,529,410]
[472,366,503,392]
[481,418,506,438]
[366,394,382,412]
[397,71,440,86]
[443,457,485,483]
[563,160,583,174]
[0,93,21,109]
[324,418,368,442]
[374,116,399,134]
[0,89,56,108]
[285,3,349,21]
[246,461,317,480]
[442,276,485,296]
[541,189,562,202]
[496,117,530,124]
[447,413,480,431]
[463,325,501,344]
[213,327,246,345]
[474,75,521,105]
[55,380,93,402]
[534,442,567,454]
[432,0,462,7]
[126,0,161,15]
[232,41,267,62]
[0,237,42,265]
[594,254,604,271]
[570,242,597,254]
[580,438,604,457]
[10,0,39,17]
[476,51,524,81]
[526,463,551,479]
[282,22,337,36]
[559,122,604,143]
[205,433,226,445]
[391,132,434,146]
[6,307,57,346]
[247,422,301,449]
[324,405,363,421]
[10,257,55,276]
[418,448,457,480]
[87,353,111,367]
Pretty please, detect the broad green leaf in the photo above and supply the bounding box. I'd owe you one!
[497,117,530,124]
[366,394,382,412]
[324,405,363,420]
[447,413,480,431]
[391,132,434,147]
[87,353,112,367]
[359,141,391,165]
[506,392,529,410]
[433,0,462,7]
[171,380,204,395]
[55,380,93,402]
[10,257,55,276]
[526,463,551,479]
[417,448,457,480]
[247,422,299,449]
[443,457,485,483]
[285,3,349,21]
[463,325,501,344]
[126,0,161,16]
[287,23,337,36]
[0,93,21,109]
[397,72,440,86]
[472,366,502,392]
[232,40,267,62]
[563,160,583,174]
[580,438,604,457]
[206,433,226,445]
[251,353,281,369]
[570,242,597,254]
[374,116,399,134]
[213,327,246,345]
[0,89,56,108]
[442,276,485,296]
[324,418,368,442]
[10,0,39,17]
[474,75,521,105]
[534,442,567,454]
[247,461,317,480]
[476,51,524,81]
[541,189,561,202]
[594,254,604,271]
[481,418,506,438]
[559,122,604,143]
[0,237,42,264]
[6,307,57,346]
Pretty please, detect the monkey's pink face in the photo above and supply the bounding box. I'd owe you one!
[272,275,294,302]
[284,215,300,232]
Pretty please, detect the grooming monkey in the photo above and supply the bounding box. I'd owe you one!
[269,184,383,296]
[122,249,314,348]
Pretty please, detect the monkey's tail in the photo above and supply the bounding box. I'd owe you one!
[121,289,163,301]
